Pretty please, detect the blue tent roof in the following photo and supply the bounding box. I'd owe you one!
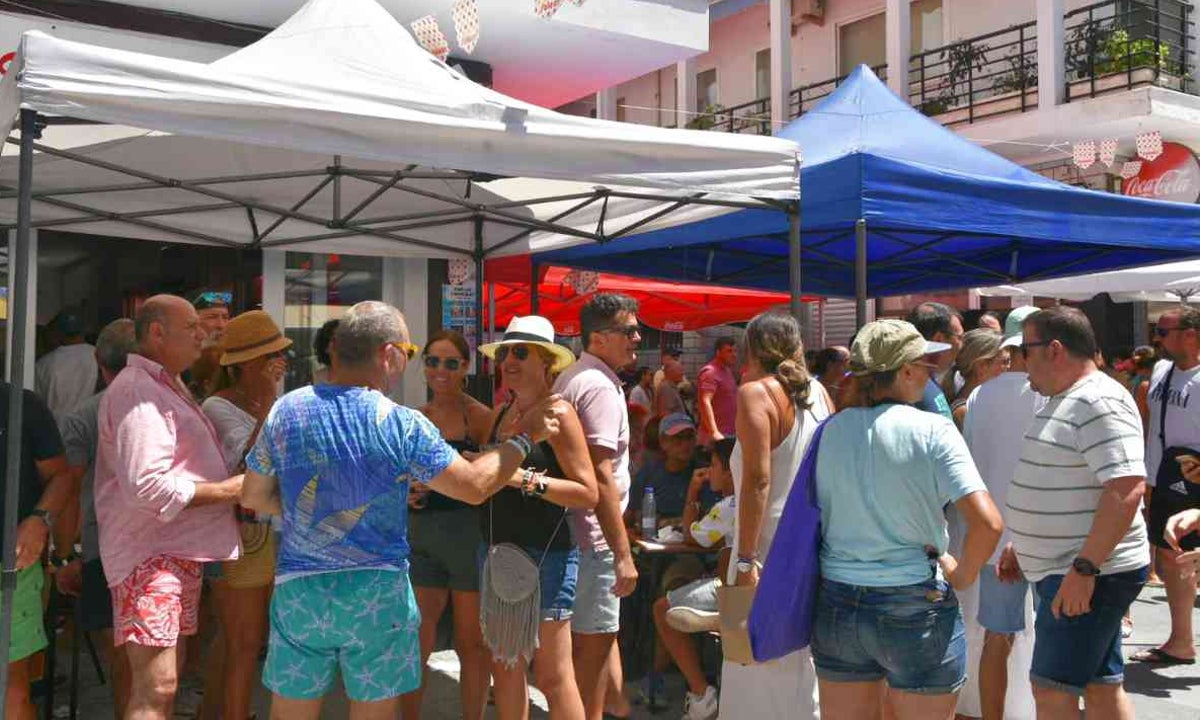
[535,66,1200,298]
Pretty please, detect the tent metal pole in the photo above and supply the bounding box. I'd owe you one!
[856,219,868,329]
[530,261,540,315]
[0,109,39,719]
[788,202,802,322]
[473,217,487,401]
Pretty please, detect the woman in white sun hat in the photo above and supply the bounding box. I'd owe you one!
[476,316,599,720]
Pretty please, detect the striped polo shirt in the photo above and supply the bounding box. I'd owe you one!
[1007,370,1150,582]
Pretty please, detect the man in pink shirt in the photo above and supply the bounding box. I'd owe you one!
[94,294,242,720]
[697,338,738,447]
[553,293,640,720]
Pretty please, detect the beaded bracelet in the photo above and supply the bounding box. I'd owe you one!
[504,432,533,458]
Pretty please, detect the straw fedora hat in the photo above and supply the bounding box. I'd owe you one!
[479,316,576,373]
[219,310,293,366]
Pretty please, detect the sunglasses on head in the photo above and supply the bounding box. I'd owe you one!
[495,344,534,363]
[193,291,232,309]
[390,341,420,360]
[424,356,463,371]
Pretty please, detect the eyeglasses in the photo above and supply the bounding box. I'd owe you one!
[391,341,420,360]
[601,324,641,339]
[424,356,463,371]
[495,344,533,363]
[1156,326,1182,338]
[1021,340,1052,358]
[192,291,232,309]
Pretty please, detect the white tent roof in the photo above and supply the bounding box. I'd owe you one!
[978,259,1200,303]
[0,0,798,258]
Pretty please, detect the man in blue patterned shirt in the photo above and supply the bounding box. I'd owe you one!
[242,301,561,718]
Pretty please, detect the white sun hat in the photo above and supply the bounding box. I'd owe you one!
[479,315,576,373]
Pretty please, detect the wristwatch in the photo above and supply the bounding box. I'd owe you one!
[50,552,78,569]
[735,556,759,574]
[1071,556,1100,577]
[29,508,52,529]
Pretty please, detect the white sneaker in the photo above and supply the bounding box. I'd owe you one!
[666,605,719,633]
[682,686,719,720]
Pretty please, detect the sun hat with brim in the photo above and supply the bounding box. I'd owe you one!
[219,310,293,366]
[1002,306,1041,348]
[850,319,952,376]
[479,316,576,373]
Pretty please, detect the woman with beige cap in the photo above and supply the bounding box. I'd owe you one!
[476,316,598,720]
[201,309,291,720]
[808,319,1003,720]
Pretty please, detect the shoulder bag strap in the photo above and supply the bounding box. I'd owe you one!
[1160,363,1176,453]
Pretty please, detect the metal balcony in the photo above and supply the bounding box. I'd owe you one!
[1065,0,1194,102]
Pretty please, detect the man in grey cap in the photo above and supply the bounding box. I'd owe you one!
[961,306,1044,720]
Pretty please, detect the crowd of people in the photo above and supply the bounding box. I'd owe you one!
[0,289,1197,720]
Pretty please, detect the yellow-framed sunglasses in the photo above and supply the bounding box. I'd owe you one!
[391,341,420,360]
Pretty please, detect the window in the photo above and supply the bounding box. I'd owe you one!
[911,0,944,53]
[616,97,626,123]
[839,13,885,76]
[696,68,718,112]
[755,48,771,99]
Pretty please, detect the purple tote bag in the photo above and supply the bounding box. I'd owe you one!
[747,419,827,662]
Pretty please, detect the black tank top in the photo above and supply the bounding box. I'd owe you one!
[482,403,572,551]
[419,400,480,513]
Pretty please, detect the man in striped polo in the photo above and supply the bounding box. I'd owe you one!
[1008,306,1149,720]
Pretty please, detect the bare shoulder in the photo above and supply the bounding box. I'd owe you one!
[737,377,771,404]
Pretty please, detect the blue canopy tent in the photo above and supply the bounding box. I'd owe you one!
[535,66,1200,326]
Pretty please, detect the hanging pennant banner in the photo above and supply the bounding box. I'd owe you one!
[564,269,600,295]
[1098,138,1118,167]
[452,0,481,54]
[1122,142,1200,204]
[411,15,450,61]
[1072,140,1096,170]
[1119,160,1143,179]
[534,0,563,18]
[448,258,473,286]
[1136,131,1164,161]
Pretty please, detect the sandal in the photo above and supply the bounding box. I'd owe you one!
[1121,616,1134,639]
[1129,647,1196,665]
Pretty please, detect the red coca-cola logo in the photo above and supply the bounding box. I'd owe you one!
[1123,142,1200,204]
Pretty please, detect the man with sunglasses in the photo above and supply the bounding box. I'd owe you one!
[240,301,562,719]
[1132,307,1200,669]
[1007,306,1149,720]
[553,293,641,720]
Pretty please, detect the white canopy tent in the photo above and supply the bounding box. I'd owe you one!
[978,259,1200,303]
[0,0,804,683]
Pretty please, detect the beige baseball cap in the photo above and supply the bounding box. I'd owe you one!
[850,319,952,376]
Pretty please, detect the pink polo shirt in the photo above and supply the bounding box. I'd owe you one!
[553,352,630,552]
[94,354,240,586]
[697,361,738,446]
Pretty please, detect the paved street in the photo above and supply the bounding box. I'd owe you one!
[50,583,1199,718]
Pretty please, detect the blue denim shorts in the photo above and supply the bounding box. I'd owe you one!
[977,565,1031,635]
[811,577,966,695]
[1030,565,1148,696]
[477,544,579,622]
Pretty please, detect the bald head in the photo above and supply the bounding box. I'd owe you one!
[135,294,205,374]
[334,301,410,369]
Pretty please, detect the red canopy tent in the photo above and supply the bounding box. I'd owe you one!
[485,256,815,336]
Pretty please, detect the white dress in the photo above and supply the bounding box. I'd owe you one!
[720,381,830,720]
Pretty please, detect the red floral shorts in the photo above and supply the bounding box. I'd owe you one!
[112,556,203,647]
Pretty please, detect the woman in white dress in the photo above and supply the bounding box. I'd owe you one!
[200,310,290,720]
[722,310,832,719]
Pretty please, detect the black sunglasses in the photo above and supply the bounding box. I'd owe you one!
[424,356,463,371]
[601,324,641,339]
[495,344,533,363]
[1021,340,1052,358]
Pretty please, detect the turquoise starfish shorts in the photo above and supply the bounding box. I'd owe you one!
[263,568,422,702]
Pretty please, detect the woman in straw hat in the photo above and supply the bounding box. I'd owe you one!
[200,309,291,720]
[808,319,1003,720]
[401,329,495,720]
[477,316,598,720]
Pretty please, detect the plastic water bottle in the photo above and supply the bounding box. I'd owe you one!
[641,487,657,539]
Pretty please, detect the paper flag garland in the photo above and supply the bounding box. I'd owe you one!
[448,258,472,286]
[1119,160,1143,179]
[1072,140,1096,170]
[535,0,563,18]
[452,0,480,54]
[1135,131,1163,161]
[565,270,600,295]
[411,15,450,61]
[1098,138,1118,167]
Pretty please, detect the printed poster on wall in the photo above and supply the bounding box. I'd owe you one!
[442,284,478,368]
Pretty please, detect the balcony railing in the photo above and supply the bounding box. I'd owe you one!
[1064,0,1194,101]
[686,97,771,135]
[908,21,1039,126]
[788,65,887,119]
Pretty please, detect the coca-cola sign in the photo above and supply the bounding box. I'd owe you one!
[1122,141,1200,204]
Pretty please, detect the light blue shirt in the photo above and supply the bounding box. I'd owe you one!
[815,403,985,587]
[916,377,953,420]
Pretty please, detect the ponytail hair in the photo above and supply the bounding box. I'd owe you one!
[743,310,812,409]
